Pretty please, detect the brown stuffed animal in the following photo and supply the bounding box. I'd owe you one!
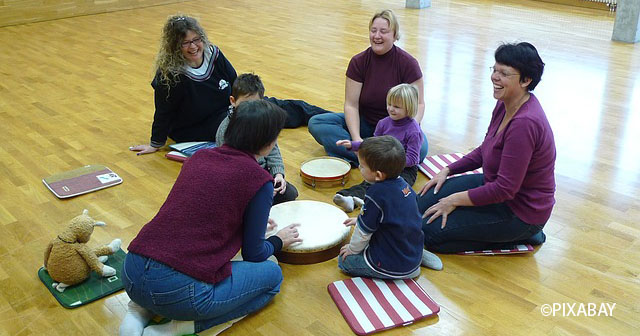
[44,209,121,292]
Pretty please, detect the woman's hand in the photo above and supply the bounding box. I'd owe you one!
[130,144,159,155]
[336,140,353,149]
[422,191,471,229]
[273,174,287,195]
[275,223,302,248]
[339,244,356,261]
[343,217,357,227]
[422,195,458,229]
[420,167,450,196]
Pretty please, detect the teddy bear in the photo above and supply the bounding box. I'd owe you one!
[44,209,122,292]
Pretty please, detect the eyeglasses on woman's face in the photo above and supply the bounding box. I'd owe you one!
[181,36,203,48]
[490,66,520,78]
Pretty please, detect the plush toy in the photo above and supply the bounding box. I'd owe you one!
[44,209,121,292]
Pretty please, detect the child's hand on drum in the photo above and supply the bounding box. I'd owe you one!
[336,140,352,149]
[339,244,356,261]
[343,218,357,227]
[276,223,302,248]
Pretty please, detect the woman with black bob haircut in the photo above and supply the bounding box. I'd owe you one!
[495,41,545,91]
[120,99,301,336]
[416,42,556,254]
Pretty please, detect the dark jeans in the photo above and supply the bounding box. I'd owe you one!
[338,166,418,200]
[417,174,546,253]
[273,181,298,205]
[264,96,333,128]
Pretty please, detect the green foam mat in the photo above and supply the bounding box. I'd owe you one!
[38,249,126,308]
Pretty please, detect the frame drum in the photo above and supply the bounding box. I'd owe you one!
[300,156,351,188]
[267,200,350,264]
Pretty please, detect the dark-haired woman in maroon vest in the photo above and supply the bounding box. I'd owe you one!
[120,100,302,336]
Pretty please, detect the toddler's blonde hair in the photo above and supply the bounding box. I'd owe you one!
[386,83,419,119]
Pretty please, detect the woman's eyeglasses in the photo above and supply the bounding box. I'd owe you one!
[490,66,519,78]
[181,37,203,48]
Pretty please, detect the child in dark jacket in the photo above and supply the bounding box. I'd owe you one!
[338,136,442,280]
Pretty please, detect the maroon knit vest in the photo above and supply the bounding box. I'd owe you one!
[128,145,273,283]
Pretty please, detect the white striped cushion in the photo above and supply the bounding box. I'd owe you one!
[418,152,482,179]
[328,277,439,335]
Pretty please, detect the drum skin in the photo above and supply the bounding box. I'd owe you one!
[300,156,351,188]
[267,200,351,264]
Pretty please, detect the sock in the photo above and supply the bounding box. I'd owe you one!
[353,197,364,208]
[199,315,247,336]
[142,320,194,336]
[333,194,355,212]
[120,300,154,336]
[421,249,443,271]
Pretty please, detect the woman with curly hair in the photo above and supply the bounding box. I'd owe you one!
[130,15,237,155]
[130,14,332,155]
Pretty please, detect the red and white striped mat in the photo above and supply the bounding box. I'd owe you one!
[328,277,439,335]
[457,244,534,255]
[418,152,482,179]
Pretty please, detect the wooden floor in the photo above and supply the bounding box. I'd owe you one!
[0,0,638,335]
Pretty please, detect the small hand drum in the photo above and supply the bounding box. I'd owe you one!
[300,156,351,188]
[267,200,350,264]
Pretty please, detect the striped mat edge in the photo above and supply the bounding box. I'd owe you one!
[418,153,482,179]
[457,244,534,255]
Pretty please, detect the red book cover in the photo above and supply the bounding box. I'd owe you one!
[42,165,122,198]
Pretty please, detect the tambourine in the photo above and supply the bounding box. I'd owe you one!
[300,156,351,188]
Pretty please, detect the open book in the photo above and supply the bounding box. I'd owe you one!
[168,141,217,156]
[165,142,217,162]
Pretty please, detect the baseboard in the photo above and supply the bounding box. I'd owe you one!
[532,0,615,11]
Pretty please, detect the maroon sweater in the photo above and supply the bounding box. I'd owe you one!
[448,94,556,225]
[128,145,272,283]
[346,45,422,125]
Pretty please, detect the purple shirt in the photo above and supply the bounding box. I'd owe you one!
[351,117,423,167]
[448,94,556,225]
[346,45,422,125]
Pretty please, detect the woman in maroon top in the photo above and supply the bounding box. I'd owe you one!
[308,9,429,165]
[120,101,302,336]
[417,42,555,253]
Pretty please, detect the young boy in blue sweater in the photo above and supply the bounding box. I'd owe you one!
[338,136,442,278]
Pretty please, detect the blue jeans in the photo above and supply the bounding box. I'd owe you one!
[417,174,546,253]
[122,253,282,333]
[308,113,429,165]
[338,253,420,279]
